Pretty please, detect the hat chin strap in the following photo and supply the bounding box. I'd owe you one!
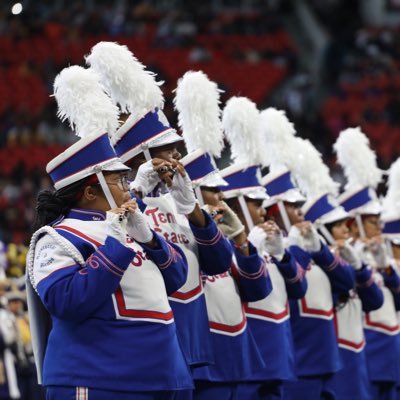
[238,194,254,232]
[318,224,335,245]
[277,200,291,233]
[96,171,118,209]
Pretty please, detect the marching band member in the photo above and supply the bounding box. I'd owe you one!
[26,66,193,400]
[86,42,233,399]
[214,99,306,400]
[287,136,383,400]
[260,109,354,400]
[175,71,271,399]
[335,127,400,400]
[382,158,400,400]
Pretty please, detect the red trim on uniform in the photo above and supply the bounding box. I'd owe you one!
[365,314,399,332]
[115,286,173,321]
[300,297,334,317]
[334,312,365,349]
[55,225,102,247]
[338,338,365,350]
[209,313,247,333]
[245,302,289,320]
[169,283,202,300]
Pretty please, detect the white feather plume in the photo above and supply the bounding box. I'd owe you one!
[174,71,224,157]
[382,158,400,220]
[334,127,382,190]
[288,137,339,198]
[259,107,297,171]
[86,42,164,121]
[53,65,120,138]
[222,96,263,166]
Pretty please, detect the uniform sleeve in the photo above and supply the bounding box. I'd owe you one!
[273,250,307,299]
[355,264,384,312]
[140,232,188,295]
[32,233,135,322]
[381,266,400,310]
[231,242,273,302]
[310,243,355,294]
[189,210,233,275]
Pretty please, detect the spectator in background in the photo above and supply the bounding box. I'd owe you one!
[0,283,20,400]
[5,292,43,400]
[0,243,7,281]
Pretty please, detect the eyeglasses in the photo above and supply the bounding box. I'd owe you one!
[95,175,130,192]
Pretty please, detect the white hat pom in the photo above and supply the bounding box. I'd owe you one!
[53,65,120,138]
[222,96,263,166]
[174,70,224,157]
[86,41,164,120]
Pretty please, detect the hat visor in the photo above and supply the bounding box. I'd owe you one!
[102,159,130,172]
[280,189,306,204]
[222,186,269,200]
[148,129,184,149]
[244,187,270,200]
[318,206,349,225]
[351,199,381,216]
[199,173,228,188]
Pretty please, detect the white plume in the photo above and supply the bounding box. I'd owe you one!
[334,127,382,190]
[174,71,224,157]
[288,137,339,198]
[53,65,119,138]
[260,107,297,171]
[86,42,164,121]
[382,158,400,220]
[222,96,263,166]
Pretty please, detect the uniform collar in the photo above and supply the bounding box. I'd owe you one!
[66,208,107,221]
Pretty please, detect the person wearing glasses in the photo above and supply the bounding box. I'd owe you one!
[26,66,193,400]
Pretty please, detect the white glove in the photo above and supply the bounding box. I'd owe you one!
[302,225,322,253]
[126,208,153,243]
[212,202,245,240]
[354,239,389,269]
[248,226,267,253]
[338,244,362,270]
[287,225,305,248]
[169,173,198,215]
[106,212,127,243]
[370,241,389,269]
[265,231,285,261]
[129,160,160,196]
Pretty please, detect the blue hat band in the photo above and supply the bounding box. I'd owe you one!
[383,219,400,235]
[340,187,372,212]
[304,194,336,223]
[264,171,296,196]
[222,166,261,192]
[49,133,117,185]
[185,153,215,182]
[114,110,171,159]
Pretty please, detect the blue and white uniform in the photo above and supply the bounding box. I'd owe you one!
[326,263,384,400]
[283,243,355,400]
[193,242,272,399]
[142,193,233,367]
[237,250,307,400]
[27,208,193,396]
[362,260,400,400]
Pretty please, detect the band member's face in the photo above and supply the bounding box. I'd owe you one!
[150,143,182,162]
[201,187,224,207]
[285,202,304,225]
[246,198,266,225]
[331,219,350,241]
[363,215,382,238]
